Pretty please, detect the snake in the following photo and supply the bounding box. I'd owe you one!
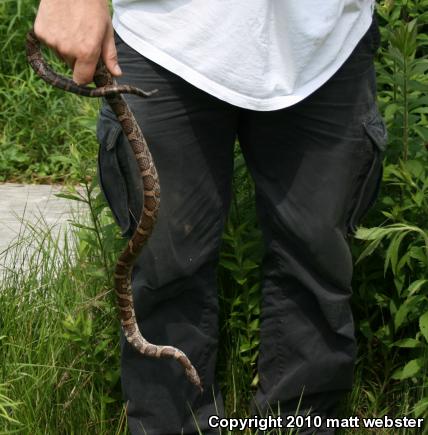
[25,29,202,392]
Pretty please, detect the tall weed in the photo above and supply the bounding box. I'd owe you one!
[218,149,263,415]
[351,0,428,422]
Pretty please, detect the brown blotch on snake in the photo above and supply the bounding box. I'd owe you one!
[25,29,202,392]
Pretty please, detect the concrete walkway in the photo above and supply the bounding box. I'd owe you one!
[0,183,84,258]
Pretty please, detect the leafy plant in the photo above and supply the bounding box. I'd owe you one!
[217,148,263,415]
[376,3,428,161]
[349,0,428,423]
[0,151,127,433]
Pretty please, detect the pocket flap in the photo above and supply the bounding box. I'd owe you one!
[96,108,122,151]
[363,108,388,152]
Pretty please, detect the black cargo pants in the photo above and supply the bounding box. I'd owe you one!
[96,16,387,435]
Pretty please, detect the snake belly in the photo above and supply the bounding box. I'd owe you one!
[25,29,202,391]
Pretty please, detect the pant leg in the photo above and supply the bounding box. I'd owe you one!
[96,34,238,434]
[238,16,386,432]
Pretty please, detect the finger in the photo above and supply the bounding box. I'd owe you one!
[102,25,122,77]
[62,54,76,73]
[54,49,70,65]
[73,58,98,85]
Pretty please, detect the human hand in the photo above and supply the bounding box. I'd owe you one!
[34,0,122,84]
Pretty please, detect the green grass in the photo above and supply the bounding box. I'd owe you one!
[0,173,425,435]
[0,0,99,183]
[0,180,128,434]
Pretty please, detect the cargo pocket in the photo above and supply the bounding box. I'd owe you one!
[96,106,143,238]
[347,107,388,234]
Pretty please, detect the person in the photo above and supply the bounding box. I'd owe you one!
[34,1,387,434]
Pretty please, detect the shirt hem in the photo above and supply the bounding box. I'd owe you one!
[112,9,373,111]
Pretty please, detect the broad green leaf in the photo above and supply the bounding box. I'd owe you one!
[414,397,428,418]
[240,341,252,353]
[407,279,428,296]
[391,359,423,380]
[410,107,428,115]
[419,311,428,342]
[411,189,424,207]
[219,259,240,272]
[409,59,428,76]
[242,259,258,270]
[355,227,390,241]
[359,320,373,340]
[384,231,408,276]
[409,79,428,92]
[404,159,424,178]
[251,373,259,388]
[384,103,400,121]
[235,276,247,286]
[355,238,383,263]
[249,319,259,331]
[413,125,428,141]
[395,303,411,331]
[392,338,421,348]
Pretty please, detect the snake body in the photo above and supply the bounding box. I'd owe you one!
[26,29,202,391]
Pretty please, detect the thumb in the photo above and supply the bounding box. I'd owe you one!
[102,25,122,77]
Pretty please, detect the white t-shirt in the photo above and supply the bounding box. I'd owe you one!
[112,0,375,111]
